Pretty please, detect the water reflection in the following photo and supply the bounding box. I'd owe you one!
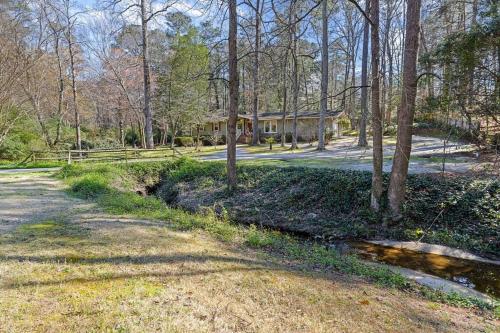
[343,241,499,298]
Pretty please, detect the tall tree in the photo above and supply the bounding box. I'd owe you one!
[43,3,66,146]
[358,0,369,147]
[290,4,299,149]
[387,0,422,219]
[227,0,238,188]
[57,0,81,150]
[317,0,328,150]
[370,0,383,211]
[108,0,176,148]
[140,0,153,148]
[251,0,262,145]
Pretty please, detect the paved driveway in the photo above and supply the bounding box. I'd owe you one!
[199,136,485,174]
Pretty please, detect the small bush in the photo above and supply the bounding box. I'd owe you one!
[125,129,140,147]
[93,138,121,149]
[70,173,109,198]
[246,225,280,248]
[383,125,397,136]
[490,133,500,151]
[264,137,276,150]
[0,136,27,160]
[325,130,335,142]
[201,135,225,146]
[72,140,94,150]
[174,136,195,147]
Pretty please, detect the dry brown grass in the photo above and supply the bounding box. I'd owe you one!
[0,173,498,332]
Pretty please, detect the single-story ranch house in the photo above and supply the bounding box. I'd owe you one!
[201,111,344,143]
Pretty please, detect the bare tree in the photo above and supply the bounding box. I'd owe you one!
[317,0,328,150]
[251,0,262,145]
[0,12,29,146]
[227,0,238,188]
[358,0,369,147]
[43,3,66,146]
[290,3,299,149]
[387,0,422,219]
[107,0,177,148]
[49,0,82,150]
[370,0,383,211]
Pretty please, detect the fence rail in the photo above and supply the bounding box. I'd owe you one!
[30,147,183,164]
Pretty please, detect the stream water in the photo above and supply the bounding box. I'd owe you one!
[341,241,499,299]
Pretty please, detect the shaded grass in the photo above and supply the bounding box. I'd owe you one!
[56,160,497,312]
[0,160,64,169]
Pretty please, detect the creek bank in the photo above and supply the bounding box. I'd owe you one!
[154,159,499,258]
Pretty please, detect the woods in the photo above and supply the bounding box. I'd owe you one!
[0,1,499,330]
[0,0,498,213]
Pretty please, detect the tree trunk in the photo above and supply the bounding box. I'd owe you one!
[385,1,394,127]
[196,125,201,150]
[169,121,176,149]
[34,101,52,148]
[386,41,393,126]
[318,0,328,150]
[370,0,383,212]
[387,0,422,219]
[66,15,81,151]
[281,50,288,147]
[291,10,299,149]
[342,56,349,110]
[467,0,478,106]
[227,0,238,189]
[141,0,154,149]
[349,47,356,129]
[251,0,261,145]
[358,0,370,147]
[54,34,64,146]
[303,59,310,111]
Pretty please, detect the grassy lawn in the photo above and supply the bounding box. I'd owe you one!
[237,156,468,171]
[242,144,307,154]
[0,165,497,332]
[179,145,227,157]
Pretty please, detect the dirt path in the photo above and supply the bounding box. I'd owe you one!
[0,173,88,233]
[0,172,497,332]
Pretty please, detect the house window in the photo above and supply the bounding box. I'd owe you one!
[213,123,219,131]
[264,120,277,133]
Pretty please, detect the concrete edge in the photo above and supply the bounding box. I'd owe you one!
[366,240,500,266]
[366,261,497,305]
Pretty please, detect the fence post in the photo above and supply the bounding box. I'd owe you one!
[125,147,128,164]
[67,150,72,165]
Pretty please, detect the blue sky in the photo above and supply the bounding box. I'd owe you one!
[75,0,95,7]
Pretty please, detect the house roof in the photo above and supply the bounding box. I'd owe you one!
[205,110,344,122]
[238,110,344,120]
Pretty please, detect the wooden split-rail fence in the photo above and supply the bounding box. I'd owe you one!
[28,147,183,164]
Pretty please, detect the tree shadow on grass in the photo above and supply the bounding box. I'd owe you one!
[0,253,275,267]
[1,253,488,333]
[1,266,271,290]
